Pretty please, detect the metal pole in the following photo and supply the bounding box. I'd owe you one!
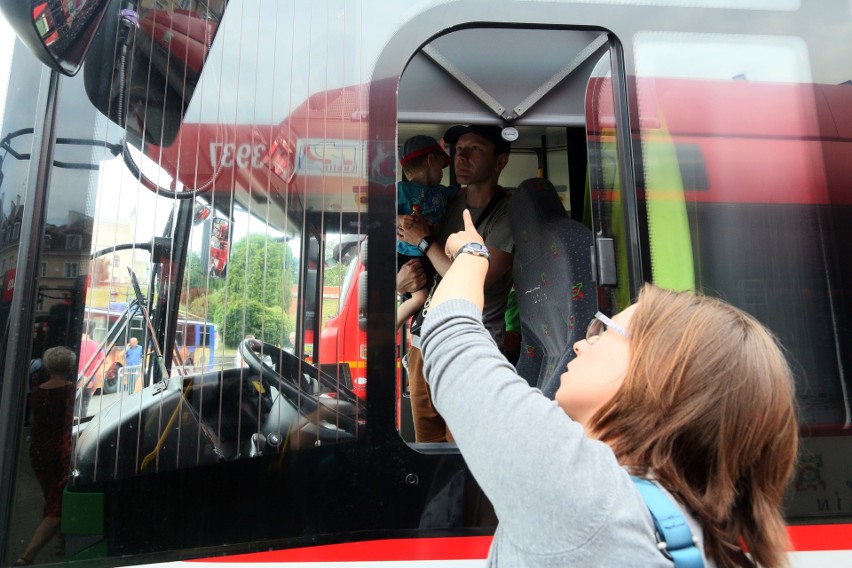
[0,69,61,560]
[608,38,643,297]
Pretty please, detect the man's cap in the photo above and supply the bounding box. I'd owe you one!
[399,135,451,168]
[443,124,512,155]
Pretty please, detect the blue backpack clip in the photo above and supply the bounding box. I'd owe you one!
[630,477,705,568]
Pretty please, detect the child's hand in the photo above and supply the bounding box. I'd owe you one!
[397,259,426,293]
[397,214,409,239]
[445,209,485,259]
[398,210,430,245]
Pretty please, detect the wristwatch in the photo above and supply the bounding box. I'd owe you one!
[417,235,435,254]
[454,242,490,263]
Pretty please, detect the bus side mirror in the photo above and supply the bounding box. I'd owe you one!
[83,2,225,148]
[0,0,111,76]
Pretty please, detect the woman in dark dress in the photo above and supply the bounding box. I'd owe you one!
[16,347,76,566]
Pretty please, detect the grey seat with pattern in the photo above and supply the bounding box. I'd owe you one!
[509,178,597,398]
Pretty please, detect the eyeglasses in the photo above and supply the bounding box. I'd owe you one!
[586,311,630,344]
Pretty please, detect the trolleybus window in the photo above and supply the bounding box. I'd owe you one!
[396,26,615,441]
[631,32,852,521]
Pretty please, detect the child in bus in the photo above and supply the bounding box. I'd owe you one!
[396,135,456,329]
[420,210,798,567]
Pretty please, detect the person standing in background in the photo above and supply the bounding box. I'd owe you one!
[124,336,143,368]
[76,322,104,416]
[16,347,77,566]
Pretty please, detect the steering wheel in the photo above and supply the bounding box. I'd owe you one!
[238,338,364,435]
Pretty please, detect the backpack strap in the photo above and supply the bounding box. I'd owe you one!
[630,476,705,568]
[473,189,507,231]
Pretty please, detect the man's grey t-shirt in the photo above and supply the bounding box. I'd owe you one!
[437,190,514,346]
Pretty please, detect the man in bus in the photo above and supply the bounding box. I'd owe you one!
[398,124,514,443]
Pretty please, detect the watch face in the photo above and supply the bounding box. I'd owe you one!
[464,243,487,253]
[457,242,490,259]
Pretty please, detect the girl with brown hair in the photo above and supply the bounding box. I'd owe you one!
[420,210,798,567]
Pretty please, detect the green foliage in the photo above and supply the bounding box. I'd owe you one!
[189,233,298,348]
[188,292,213,320]
[220,300,291,348]
[226,233,297,312]
[323,263,345,287]
[185,250,223,291]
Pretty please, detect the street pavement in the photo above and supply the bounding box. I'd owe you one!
[7,425,67,565]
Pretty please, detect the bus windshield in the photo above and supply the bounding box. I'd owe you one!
[1,1,850,566]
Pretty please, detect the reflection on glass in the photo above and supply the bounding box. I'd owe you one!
[634,31,852,518]
[39,0,370,489]
[207,217,230,278]
[599,0,800,9]
[30,0,107,74]
[32,3,58,46]
[585,53,633,310]
[84,1,228,146]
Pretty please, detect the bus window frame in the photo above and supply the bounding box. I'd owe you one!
[383,24,642,449]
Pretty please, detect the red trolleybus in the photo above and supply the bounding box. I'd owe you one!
[0,1,849,565]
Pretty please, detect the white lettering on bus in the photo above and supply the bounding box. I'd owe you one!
[209,143,267,169]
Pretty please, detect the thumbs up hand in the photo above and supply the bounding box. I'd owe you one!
[445,209,485,260]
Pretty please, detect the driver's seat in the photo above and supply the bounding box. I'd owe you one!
[510,178,596,398]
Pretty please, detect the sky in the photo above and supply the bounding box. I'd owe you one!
[0,11,13,138]
[0,8,285,259]
[0,0,822,262]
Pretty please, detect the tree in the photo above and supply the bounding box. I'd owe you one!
[197,233,297,347]
[225,233,297,313]
[220,300,291,348]
[323,263,345,287]
[182,251,222,313]
[185,250,216,290]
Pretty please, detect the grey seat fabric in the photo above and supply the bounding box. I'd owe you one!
[509,178,597,399]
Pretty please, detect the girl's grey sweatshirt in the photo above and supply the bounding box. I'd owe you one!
[421,299,712,567]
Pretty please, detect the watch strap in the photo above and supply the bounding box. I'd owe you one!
[418,235,435,254]
[454,242,490,263]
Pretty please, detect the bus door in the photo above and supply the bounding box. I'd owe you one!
[394,25,610,438]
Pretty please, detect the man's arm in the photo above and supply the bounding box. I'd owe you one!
[427,243,510,284]
[399,212,453,276]
[400,206,513,284]
[397,291,427,329]
[484,248,512,289]
[425,239,510,285]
